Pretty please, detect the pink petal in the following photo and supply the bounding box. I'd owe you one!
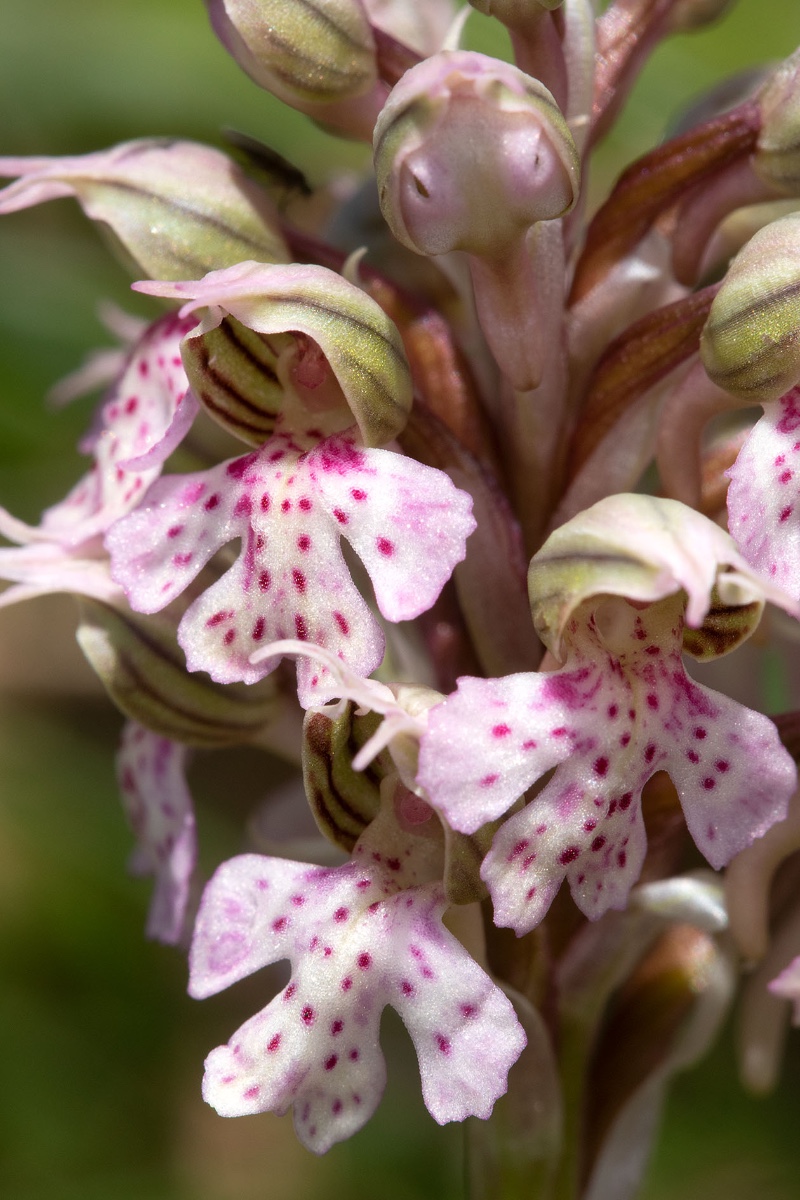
[107,430,474,706]
[769,954,800,1023]
[420,596,796,933]
[189,852,525,1152]
[727,388,800,597]
[117,722,196,944]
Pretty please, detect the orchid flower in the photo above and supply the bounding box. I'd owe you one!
[188,777,525,1152]
[419,496,798,933]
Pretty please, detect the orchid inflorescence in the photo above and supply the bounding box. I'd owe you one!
[4,0,800,1194]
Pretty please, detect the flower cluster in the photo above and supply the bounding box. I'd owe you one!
[4,0,800,1193]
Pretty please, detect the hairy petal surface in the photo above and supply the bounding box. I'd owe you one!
[106,430,474,706]
[419,596,795,933]
[117,722,197,944]
[727,387,800,598]
[189,846,524,1152]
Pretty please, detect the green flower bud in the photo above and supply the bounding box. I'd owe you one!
[0,139,289,281]
[700,212,800,402]
[755,49,800,194]
[77,600,283,747]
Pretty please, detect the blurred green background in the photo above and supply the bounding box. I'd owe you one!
[2,2,800,1198]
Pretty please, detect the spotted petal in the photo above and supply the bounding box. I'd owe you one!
[419,595,795,933]
[105,430,475,706]
[117,722,197,945]
[727,387,800,599]
[189,849,525,1152]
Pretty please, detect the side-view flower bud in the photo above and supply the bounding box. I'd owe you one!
[700,212,800,403]
[374,50,580,390]
[206,0,387,140]
[0,139,288,280]
[755,48,800,194]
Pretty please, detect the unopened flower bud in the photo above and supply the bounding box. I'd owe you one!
[374,50,579,389]
[206,0,386,139]
[701,212,800,403]
[755,49,800,194]
[77,599,283,747]
[0,139,288,281]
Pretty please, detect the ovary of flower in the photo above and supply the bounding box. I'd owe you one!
[105,429,475,708]
[188,851,526,1153]
[727,385,800,599]
[0,312,197,607]
[117,721,197,945]
[418,594,796,934]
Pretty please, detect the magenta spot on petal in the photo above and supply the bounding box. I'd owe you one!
[299,497,312,512]
[707,823,716,840]
[357,953,372,970]
[526,885,537,900]
[342,977,353,992]
[702,777,716,790]
[523,739,537,751]
[223,629,236,645]
[334,507,348,524]
[401,980,414,996]
[173,552,192,566]
[334,907,349,922]
[332,1099,342,1115]
[584,819,597,832]
[715,759,730,773]
[243,1086,260,1100]
[331,1019,344,1036]
[234,494,252,517]
[608,799,618,816]
[619,792,633,811]
[780,505,793,522]
[349,1048,359,1061]
[646,693,659,710]
[686,749,700,763]
[139,360,149,377]
[535,824,547,835]
[508,840,529,862]
[351,488,367,501]
[435,1034,451,1055]
[333,611,349,635]
[204,493,221,511]
[480,773,499,788]
[273,916,287,932]
[694,727,707,740]
[522,853,536,869]
[167,524,183,539]
[259,492,270,513]
[281,499,291,513]
[295,614,308,640]
[267,1034,281,1052]
[593,756,609,777]
[284,984,297,1001]
[559,846,580,864]
[644,743,656,764]
[591,835,606,851]
[377,537,394,557]
[608,704,618,718]
[492,723,511,738]
[301,1006,315,1025]
[205,614,230,633]
[780,469,793,484]
[298,535,311,552]
[252,617,265,641]
[552,726,568,738]
[325,1055,338,1071]
[618,850,627,867]
[292,569,307,594]
[461,1003,476,1018]
[645,645,660,657]
[227,455,256,479]
[259,570,271,592]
